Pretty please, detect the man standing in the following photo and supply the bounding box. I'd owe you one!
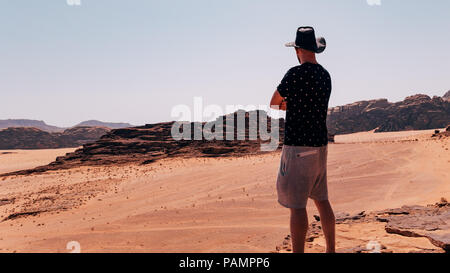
[270,26,335,253]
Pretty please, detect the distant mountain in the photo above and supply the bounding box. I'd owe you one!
[0,126,110,149]
[0,119,64,132]
[327,93,450,134]
[0,119,133,133]
[75,120,133,129]
[443,90,450,102]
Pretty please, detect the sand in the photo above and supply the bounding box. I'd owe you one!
[0,148,77,174]
[0,129,448,253]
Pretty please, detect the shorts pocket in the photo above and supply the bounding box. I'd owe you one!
[279,160,288,176]
[296,150,319,158]
[279,147,291,177]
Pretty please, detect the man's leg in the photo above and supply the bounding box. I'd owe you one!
[314,200,335,253]
[290,208,308,253]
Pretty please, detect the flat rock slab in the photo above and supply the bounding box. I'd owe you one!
[275,200,449,253]
[377,202,450,252]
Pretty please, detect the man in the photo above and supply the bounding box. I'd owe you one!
[270,26,335,253]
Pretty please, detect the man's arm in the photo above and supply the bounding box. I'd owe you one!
[270,90,287,111]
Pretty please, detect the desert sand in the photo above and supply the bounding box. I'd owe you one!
[0,148,77,174]
[0,129,448,253]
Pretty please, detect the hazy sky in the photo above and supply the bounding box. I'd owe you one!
[1,0,449,127]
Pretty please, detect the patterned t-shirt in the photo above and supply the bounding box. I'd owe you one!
[277,62,332,147]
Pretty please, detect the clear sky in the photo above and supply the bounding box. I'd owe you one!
[1,0,449,127]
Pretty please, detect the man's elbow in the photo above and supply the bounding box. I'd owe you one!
[270,103,279,110]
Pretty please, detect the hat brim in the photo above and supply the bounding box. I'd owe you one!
[285,37,326,54]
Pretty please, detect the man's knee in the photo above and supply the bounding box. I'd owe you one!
[314,199,330,206]
[315,199,333,210]
[290,208,307,216]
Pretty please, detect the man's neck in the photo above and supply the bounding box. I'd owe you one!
[299,54,318,64]
[300,57,318,64]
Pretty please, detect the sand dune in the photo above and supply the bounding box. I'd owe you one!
[0,130,448,253]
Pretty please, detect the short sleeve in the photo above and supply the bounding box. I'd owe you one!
[277,68,296,98]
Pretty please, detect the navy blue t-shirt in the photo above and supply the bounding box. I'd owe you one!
[277,62,332,147]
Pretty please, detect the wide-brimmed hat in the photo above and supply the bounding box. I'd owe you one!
[285,26,326,54]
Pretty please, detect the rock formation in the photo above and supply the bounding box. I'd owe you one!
[2,92,448,150]
[1,92,449,175]
[275,200,449,253]
[327,93,450,134]
[3,93,449,175]
[377,199,450,252]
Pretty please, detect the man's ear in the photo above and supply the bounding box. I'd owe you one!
[295,48,302,63]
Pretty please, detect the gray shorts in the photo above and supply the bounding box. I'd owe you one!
[277,145,328,209]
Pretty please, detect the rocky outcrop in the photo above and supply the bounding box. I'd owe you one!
[57,126,111,147]
[377,199,450,252]
[0,126,110,150]
[431,126,450,139]
[0,128,58,149]
[327,93,450,134]
[275,200,450,253]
